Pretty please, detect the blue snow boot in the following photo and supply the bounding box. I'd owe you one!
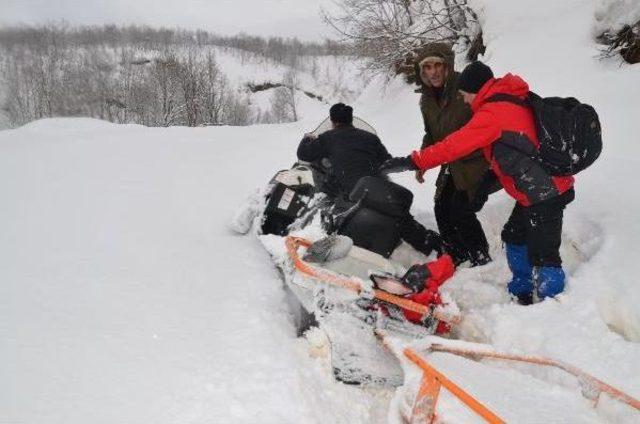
[535,266,565,299]
[506,244,534,305]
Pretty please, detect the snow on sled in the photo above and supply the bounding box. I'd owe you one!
[260,234,461,386]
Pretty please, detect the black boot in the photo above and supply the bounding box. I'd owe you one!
[399,217,444,257]
[443,241,469,267]
[469,249,492,267]
[516,293,534,306]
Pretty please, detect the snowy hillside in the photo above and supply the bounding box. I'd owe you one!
[211,47,370,120]
[2,0,640,423]
[0,32,367,129]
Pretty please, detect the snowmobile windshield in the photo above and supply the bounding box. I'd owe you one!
[310,117,377,137]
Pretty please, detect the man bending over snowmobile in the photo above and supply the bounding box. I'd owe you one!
[296,103,443,258]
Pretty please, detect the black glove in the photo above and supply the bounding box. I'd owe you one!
[401,264,432,293]
[469,170,501,212]
[379,156,419,175]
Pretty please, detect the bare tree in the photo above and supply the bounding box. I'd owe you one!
[200,51,230,125]
[283,69,299,121]
[269,69,299,122]
[270,87,291,123]
[598,20,640,64]
[225,94,252,126]
[150,55,182,126]
[177,48,202,126]
[322,0,480,74]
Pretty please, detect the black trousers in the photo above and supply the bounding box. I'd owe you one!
[435,178,489,265]
[399,215,443,257]
[501,188,575,267]
[331,192,443,258]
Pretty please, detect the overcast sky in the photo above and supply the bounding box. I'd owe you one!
[1,0,338,40]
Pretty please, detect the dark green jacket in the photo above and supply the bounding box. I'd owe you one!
[415,44,489,200]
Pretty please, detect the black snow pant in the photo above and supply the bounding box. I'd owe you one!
[399,215,444,258]
[501,188,575,267]
[435,178,490,266]
[331,192,443,258]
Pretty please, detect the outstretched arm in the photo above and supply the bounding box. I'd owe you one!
[375,135,392,162]
[411,108,500,170]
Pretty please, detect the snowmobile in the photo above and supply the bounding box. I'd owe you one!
[244,117,461,386]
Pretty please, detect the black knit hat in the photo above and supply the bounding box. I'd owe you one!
[329,103,353,125]
[458,61,494,93]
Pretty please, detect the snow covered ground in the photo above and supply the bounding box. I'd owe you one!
[2,0,640,423]
[0,119,393,423]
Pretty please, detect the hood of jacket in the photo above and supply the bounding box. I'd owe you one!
[471,73,530,113]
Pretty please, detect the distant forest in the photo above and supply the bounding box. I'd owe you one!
[0,24,350,128]
[0,24,349,63]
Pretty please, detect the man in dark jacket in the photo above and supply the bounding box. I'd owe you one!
[297,103,443,257]
[380,62,575,304]
[297,104,391,195]
[413,43,492,267]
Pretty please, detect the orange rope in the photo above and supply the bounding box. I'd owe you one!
[429,344,640,412]
[410,372,441,423]
[285,236,460,325]
[404,348,505,424]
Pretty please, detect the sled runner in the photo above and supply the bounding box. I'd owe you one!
[376,332,640,424]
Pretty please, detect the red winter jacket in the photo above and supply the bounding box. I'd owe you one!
[411,74,574,206]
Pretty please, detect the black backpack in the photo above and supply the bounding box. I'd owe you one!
[487,92,602,176]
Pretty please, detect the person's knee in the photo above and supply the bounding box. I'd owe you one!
[434,197,449,219]
[501,222,525,245]
[449,204,471,223]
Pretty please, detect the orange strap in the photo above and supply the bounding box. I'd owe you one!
[404,348,506,424]
[285,236,460,325]
[411,371,441,423]
[429,344,640,412]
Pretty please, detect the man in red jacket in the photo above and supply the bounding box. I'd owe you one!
[382,61,575,305]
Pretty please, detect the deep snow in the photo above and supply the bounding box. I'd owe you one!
[2,0,640,422]
[0,119,393,423]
